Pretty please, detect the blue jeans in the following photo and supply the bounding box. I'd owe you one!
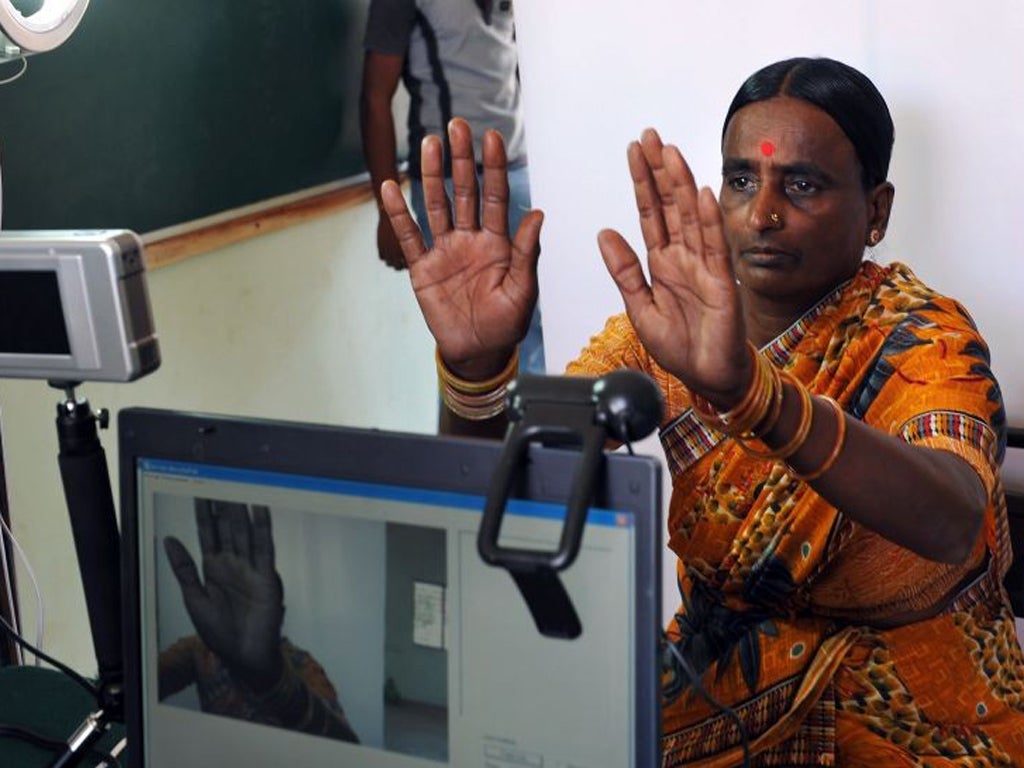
[410,165,546,375]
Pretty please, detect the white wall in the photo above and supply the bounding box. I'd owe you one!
[514,0,1024,620]
[0,199,438,673]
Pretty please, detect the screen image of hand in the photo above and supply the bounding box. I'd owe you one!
[163,499,284,692]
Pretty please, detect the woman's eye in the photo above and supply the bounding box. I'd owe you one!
[727,175,755,192]
[788,178,818,195]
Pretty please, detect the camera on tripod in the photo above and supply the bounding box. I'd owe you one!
[0,229,160,767]
[0,229,159,383]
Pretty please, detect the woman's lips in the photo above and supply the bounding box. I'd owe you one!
[739,247,795,268]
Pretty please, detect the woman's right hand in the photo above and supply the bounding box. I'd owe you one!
[380,118,543,381]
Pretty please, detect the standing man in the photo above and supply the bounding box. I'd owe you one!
[360,0,545,375]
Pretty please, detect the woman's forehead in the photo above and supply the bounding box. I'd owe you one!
[723,96,858,167]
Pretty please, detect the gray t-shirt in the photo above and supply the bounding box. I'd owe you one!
[364,0,527,177]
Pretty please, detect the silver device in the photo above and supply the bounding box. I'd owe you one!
[0,229,160,382]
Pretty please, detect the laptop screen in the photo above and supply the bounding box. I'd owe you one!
[120,408,661,768]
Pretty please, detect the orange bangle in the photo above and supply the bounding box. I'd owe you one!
[791,396,847,481]
[692,342,778,438]
[435,347,518,394]
[750,362,784,437]
[738,372,813,460]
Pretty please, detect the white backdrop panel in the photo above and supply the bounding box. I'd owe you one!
[514,0,1024,620]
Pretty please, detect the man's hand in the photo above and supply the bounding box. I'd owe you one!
[164,500,284,692]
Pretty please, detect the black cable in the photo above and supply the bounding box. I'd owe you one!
[0,723,66,750]
[660,627,752,768]
[0,724,122,768]
[0,611,99,698]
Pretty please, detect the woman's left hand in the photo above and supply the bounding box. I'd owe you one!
[598,128,752,409]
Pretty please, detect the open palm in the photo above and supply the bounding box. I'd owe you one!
[598,129,751,406]
[381,118,542,379]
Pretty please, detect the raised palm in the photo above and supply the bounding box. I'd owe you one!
[598,129,751,406]
[381,118,542,379]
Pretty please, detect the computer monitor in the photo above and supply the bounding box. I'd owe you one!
[119,408,662,767]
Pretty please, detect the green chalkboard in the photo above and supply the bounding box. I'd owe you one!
[0,0,369,234]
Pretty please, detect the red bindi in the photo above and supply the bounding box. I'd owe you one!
[760,140,775,157]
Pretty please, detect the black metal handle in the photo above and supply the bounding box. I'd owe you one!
[477,370,663,639]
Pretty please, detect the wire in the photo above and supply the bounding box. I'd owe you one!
[0,517,23,664]
[0,724,122,768]
[0,611,98,699]
[0,723,65,750]
[661,628,752,768]
[0,400,47,659]
[0,56,28,85]
[1,512,46,660]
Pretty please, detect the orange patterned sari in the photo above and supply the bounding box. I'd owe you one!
[567,261,1024,766]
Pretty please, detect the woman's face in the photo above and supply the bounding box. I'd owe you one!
[719,96,886,315]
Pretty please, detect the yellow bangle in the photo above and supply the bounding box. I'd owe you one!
[436,347,519,421]
[435,347,518,394]
[790,396,847,481]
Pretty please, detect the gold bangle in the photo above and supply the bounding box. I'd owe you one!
[442,390,509,421]
[436,347,518,421]
[691,343,760,430]
[692,342,778,438]
[750,361,784,438]
[790,396,847,481]
[435,347,519,394]
[440,377,510,420]
[738,372,813,460]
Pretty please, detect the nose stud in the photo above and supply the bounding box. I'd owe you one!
[768,212,781,226]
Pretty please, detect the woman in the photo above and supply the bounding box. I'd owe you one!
[380,58,1024,765]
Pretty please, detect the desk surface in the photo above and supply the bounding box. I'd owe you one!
[0,665,125,767]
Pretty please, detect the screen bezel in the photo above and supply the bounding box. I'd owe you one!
[119,407,662,768]
[0,253,102,373]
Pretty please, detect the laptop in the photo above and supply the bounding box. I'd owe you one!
[119,408,662,767]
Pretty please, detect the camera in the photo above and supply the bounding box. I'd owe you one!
[0,229,160,382]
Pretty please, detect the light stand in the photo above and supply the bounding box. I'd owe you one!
[46,380,123,768]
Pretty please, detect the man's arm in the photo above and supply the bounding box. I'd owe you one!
[360,50,407,270]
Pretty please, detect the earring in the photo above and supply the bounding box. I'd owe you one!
[868,229,881,246]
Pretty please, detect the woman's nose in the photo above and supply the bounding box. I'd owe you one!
[749,187,784,232]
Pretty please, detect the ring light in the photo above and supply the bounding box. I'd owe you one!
[0,0,88,61]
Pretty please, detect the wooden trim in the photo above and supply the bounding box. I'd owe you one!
[142,179,377,271]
